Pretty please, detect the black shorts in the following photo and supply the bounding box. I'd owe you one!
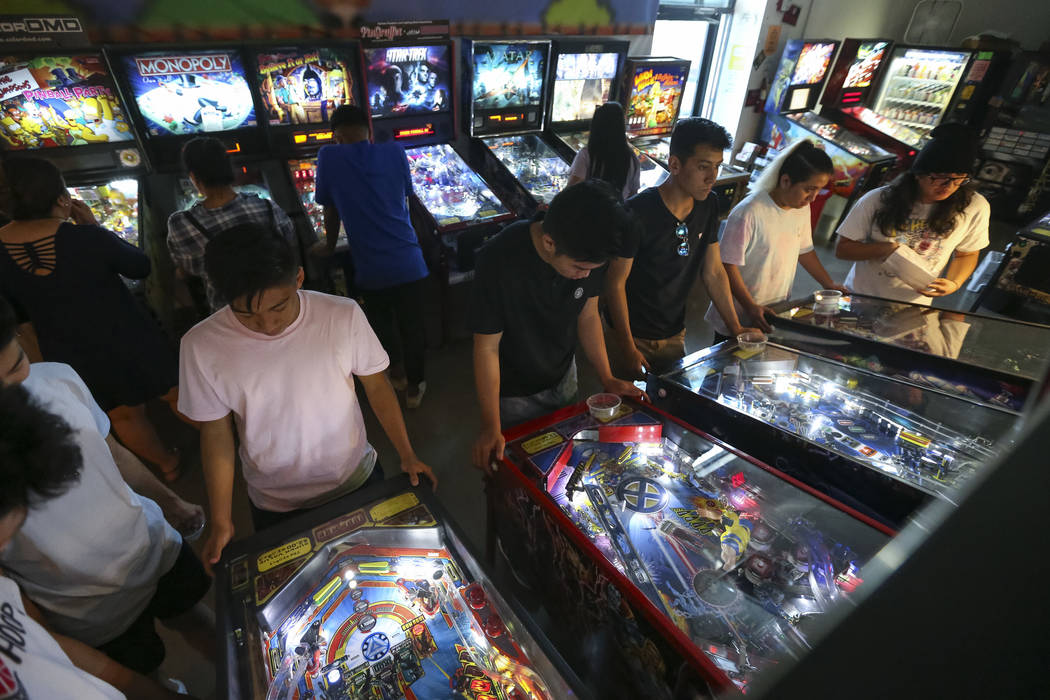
[96,539,211,674]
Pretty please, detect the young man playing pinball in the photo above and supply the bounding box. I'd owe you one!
[179,225,436,572]
[311,104,430,408]
[470,180,646,471]
[604,118,762,378]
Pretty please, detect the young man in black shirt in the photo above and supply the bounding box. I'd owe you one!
[470,180,645,471]
[605,118,761,377]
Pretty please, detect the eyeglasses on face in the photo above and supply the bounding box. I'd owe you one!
[923,174,970,186]
[675,221,689,257]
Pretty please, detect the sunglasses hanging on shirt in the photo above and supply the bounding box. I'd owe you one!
[675,221,689,257]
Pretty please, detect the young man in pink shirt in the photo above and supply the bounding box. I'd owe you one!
[178,224,436,572]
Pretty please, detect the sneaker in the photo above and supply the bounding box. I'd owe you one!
[389,372,408,391]
[406,381,427,409]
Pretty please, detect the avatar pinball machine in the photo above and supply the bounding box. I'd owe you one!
[0,52,147,249]
[218,476,580,700]
[648,339,1019,528]
[770,291,1050,412]
[468,40,572,212]
[488,399,892,697]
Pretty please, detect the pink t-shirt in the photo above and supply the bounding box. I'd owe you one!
[178,290,389,511]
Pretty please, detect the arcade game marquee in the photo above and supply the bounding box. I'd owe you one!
[543,41,670,193]
[623,56,749,211]
[359,39,514,281]
[0,53,147,248]
[761,39,894,226]
[769,292,1050,412]
[648,339,1019,528]
[468,40,572,211]
[111,46,319,320]
[216,476,580,700]
[489,399,892,697]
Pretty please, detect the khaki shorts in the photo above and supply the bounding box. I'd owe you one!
[603,319,687,378]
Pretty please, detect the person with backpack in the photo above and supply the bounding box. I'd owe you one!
[167,136,298,313]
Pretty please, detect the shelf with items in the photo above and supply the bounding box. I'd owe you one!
[885,97,946,108]
[896,119,934,130]
[890,75,957,86]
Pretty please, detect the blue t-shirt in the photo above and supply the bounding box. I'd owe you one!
[315,141,428,289]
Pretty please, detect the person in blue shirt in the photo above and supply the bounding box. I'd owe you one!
[312,105,430,407]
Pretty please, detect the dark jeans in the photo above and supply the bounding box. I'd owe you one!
[360,278,427,385]
[499,359,578,430]
[250,459,386,532]
[96,540,210,674]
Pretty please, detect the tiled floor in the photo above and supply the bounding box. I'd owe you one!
[152,218,1017,697]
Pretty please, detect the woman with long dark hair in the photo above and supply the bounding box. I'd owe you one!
[566,102,641,200]
[835,123,989,303]
[705,139,848,341]
[0,157,184,481]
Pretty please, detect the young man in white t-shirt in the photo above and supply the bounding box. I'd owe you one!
[0,374,191,698]
[704,140,848,341]
[835,123,990,305]
[179,224,436,573]
[0,297,214,677]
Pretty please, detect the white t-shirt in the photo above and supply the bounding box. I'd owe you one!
[704,190,815,335]
[837,186,990,305]
[1,363,181,646]
[178,291,390,512]
[0,576,124,699]
[568,146,642,200]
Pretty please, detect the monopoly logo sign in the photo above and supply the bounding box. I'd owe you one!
[135,54,231,77]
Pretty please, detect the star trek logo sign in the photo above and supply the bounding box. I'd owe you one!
[0,15,88,48]
[135,54,231,77]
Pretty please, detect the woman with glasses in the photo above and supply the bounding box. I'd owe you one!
[835,123,989,304]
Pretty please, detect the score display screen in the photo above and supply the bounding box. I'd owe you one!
[472,42,547,111]
[625,63,686,136]
[364,45,451,119]
[256,48,355,126]
[791,42,836,85]
[121,51,256,137]
[550,52,618,123]
[0,54,133,150]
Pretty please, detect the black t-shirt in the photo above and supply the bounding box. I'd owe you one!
[470,219,603,397]
[621,187,720,340]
